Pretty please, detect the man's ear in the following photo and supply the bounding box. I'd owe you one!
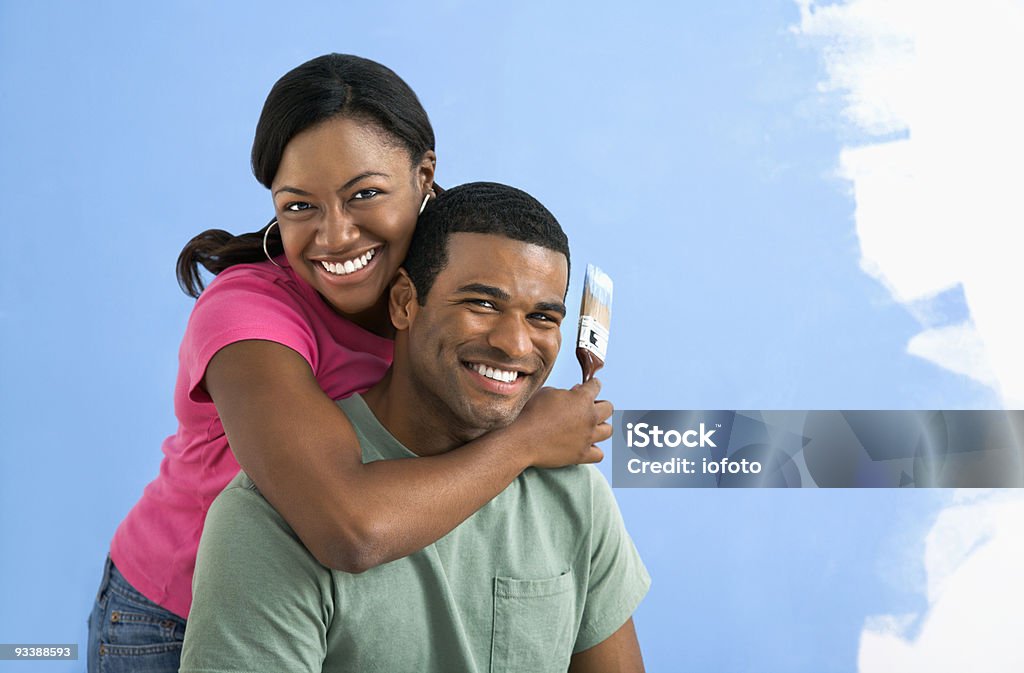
[416,150,437,197]
[389,268,419,331]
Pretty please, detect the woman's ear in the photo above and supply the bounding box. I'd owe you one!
[389,268,418,331]
[417,150,437,197]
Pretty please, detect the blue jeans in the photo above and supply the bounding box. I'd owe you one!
[87,557,186,673]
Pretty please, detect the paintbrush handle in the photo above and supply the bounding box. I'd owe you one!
[576,347,605,384]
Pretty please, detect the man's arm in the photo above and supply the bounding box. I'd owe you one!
[569,618,644,673]
[571,468,650,668]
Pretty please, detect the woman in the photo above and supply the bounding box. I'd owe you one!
[87,54,611,672]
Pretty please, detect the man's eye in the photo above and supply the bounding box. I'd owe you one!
[468,299,496,309]
[529,313,559,323]
[285,202,312,212]
[352,189,380,200]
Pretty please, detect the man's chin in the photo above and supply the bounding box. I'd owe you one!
[457,402,524,434]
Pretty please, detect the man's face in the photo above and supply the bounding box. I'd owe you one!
[401,232,568,435]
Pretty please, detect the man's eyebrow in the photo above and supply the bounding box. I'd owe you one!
[273,172,390,198]
[455,283,511,302]
[456,284,567,317]
[534,301,567,317]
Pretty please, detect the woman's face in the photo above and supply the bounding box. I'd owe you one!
[271,115,435,325]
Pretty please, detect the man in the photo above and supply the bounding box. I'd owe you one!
[181,182,650,672]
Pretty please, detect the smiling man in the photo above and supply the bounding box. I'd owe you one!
[180,182,650,673]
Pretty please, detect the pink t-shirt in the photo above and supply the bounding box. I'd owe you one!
[109,259,393,618]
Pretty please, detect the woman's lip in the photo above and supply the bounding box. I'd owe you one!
[311,246,383,284]
[311,245,383,265]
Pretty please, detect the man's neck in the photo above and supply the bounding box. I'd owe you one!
[360,367,486,457]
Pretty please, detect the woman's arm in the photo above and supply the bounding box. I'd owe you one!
[205,339,610,573]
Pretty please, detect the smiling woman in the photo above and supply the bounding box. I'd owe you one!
[270,115,432,336]
[86,53,613,673]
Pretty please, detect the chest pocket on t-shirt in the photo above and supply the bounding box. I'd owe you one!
[490,570,576,673]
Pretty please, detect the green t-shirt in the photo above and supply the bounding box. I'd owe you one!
[181,394,650,673]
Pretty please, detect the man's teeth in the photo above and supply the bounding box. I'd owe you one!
[320,249,376,276]
[471,363,519,383]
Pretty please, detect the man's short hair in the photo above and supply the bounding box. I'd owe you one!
[404,182,571,304]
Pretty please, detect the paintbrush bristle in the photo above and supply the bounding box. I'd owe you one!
[577,265,613,382]
[580,264,613,330]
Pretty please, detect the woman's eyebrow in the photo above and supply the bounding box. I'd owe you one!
[273,172,391,197]
[273,186,312,197]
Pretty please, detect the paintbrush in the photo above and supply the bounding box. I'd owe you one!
[576,264,613,383]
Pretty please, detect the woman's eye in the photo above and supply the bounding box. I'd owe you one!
[352,189,380,200]
[285,202,312,212]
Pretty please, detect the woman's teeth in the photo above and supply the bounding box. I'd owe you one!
[320,249,376,276]
[470,363,519,383]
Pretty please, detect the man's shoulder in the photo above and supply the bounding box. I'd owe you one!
[513,464,620,536]
[216,470,264,504]
[524,463,612,502]
[224,469,259,492]
[204,471,296,540]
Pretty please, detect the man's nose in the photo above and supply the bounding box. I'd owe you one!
[486,313,533,360]
[317,204,359,250]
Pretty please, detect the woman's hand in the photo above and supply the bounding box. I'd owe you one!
[511,377,612,468]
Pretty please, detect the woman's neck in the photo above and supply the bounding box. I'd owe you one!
[320,291,396,339]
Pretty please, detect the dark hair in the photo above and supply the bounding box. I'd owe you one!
[176,54,436,297]
[404,182,570,304]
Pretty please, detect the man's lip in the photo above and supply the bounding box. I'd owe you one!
[461,360,534,376]
[462,362,530,392]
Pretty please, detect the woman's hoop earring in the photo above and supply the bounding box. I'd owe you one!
[419,192,432,215]
[263,220,282,268]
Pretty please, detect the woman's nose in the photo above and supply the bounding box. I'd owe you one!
[316,204,359,250]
